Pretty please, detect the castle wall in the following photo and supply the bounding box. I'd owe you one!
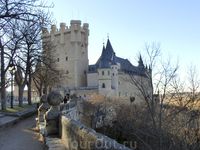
[87,73,98,86]
[70,89,98,98]
[41,20,89,89]
[118,73,150,103]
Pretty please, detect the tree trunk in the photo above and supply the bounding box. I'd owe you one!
[28,74,31,105]
[1,73,6,110]
[1,39,6,110]
[39,87,42,97]
[18,85,24,107]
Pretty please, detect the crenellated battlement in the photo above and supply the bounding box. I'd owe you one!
[41,20,89,88]
[41,20,89,40]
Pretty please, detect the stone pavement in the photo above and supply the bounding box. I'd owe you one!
[0,113,44,150]
[0,107,37,131]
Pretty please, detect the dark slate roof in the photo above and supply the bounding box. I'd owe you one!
[138,55,144,68]
[88,64,98,73]
[105,39,114,61]
[98,45,111,69]
[111,53,117,65]
[88,39,147,77]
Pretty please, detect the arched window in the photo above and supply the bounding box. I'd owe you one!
[102,83,105,88]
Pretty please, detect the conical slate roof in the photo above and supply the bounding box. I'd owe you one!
[105,39,114,61]
[138,55,144,68]
[88,38,147,77]
[111,52,117,65]
[98,45,111,69]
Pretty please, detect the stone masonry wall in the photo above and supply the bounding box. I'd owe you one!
[59,115,134,150]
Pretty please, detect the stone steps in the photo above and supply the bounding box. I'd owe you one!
[0,116,20,131]
[4,107,37,118]
[0,107,37,131]
[0,114,5,118]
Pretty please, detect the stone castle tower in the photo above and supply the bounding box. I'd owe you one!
[41,20,89,88]
[97,45,112,95]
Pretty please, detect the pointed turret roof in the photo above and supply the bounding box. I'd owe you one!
[138,55,144,68]
[111,52,117,65]
[145,64,148,69]
[98,45,111,69]
[149,65,151,70]
[105,39,114,61]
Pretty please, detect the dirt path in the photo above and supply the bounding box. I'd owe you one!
[0,114,44,150]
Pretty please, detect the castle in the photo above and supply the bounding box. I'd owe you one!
[40,20,152,101]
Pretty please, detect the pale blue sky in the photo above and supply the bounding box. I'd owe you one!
[50,0,200,77]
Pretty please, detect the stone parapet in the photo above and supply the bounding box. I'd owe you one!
[59,115,133,150]
[45,91,62,136]
[38,94,50,122]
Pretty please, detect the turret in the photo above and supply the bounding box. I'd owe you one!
[138,55,145,74]
[42,27,48,34]
[70,20,81,43]
[50,25,57,41]
[83,23,89,46]
[138,55,144,68]
[60,23,66,44]
[98,45,112,94]
[111,53,118,97]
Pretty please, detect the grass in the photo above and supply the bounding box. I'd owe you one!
[0,103,37,114]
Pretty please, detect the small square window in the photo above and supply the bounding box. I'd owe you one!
[66,70,69,74]
[115,67,117,69]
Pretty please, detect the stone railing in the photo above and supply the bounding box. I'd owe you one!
[36,91,135,150]
[59,115,134,150]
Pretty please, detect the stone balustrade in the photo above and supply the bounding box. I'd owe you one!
[36,91,134,150]
[38,94,50,122]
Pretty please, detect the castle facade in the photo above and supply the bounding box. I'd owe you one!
[41,20,152,102]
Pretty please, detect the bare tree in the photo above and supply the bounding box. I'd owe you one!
[32,39,68,95]
[121,42,200,150]
[0,0,53,109]
[187,63,200,98]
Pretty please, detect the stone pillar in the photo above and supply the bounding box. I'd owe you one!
[44,91,62,136]
[38,94,50,122]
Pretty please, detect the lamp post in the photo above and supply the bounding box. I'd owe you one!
[9,62,16,109]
